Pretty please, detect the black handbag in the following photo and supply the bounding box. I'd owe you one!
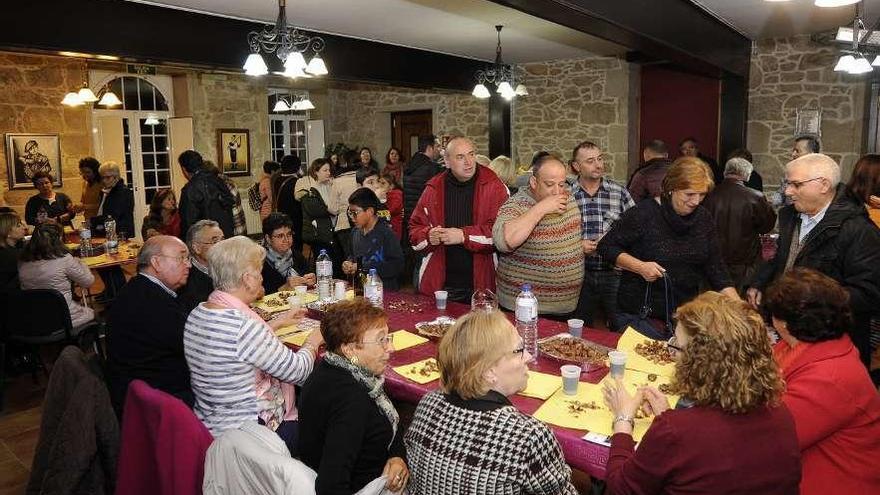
[615,274,675,340]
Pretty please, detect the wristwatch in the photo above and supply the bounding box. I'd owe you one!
[612,414,635,430]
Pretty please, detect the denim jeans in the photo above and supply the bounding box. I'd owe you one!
[575,269,621,330]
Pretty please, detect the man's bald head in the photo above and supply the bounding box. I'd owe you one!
[137,235,191,289]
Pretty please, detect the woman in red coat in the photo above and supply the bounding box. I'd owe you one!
[765,268,880,495]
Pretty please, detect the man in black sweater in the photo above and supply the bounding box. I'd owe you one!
[177,150,236,238]
[179,219,223,314]
[106,235,193,415]
[402,135,442,284]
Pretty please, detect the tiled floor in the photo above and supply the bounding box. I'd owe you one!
[0,370,47,495]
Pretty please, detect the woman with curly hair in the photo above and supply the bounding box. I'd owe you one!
[765,268,880,495]
[602,291,801,494]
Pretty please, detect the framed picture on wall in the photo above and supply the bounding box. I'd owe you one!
[5,133,62,189]
[216,128,251,177]
[795,109,821,137]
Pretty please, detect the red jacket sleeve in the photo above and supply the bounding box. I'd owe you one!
[462,180,508,253]
[408,184,438,254]
[385,189,403,218]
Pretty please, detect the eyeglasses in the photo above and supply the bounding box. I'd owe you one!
[667,335,683,355]
[347,208,365,218]
[785,177,824,190]
[156,254,191,265]
[196,236,224,245]
[100,175,116,180]
[270,232,293,240]
[360,334,393,347]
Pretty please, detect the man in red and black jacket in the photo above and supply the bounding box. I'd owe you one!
[409,136,508,301]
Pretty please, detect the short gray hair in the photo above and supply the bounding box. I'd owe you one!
[99,161,121,178]
[207,236,265,291]
[724,157,753,180]
[787,153,841,187]
[186,219,220,251]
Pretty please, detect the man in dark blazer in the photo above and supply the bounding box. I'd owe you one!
[179,219,223,314]
[106,235,193,415]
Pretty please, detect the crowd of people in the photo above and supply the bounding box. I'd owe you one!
[1,129,879,494]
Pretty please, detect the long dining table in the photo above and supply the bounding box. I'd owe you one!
[298,290,622,480]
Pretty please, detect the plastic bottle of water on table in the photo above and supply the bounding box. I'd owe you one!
[515,284,539,363]
[79,226,93,257]
[104,215,118,255]
[316,249,333,302]
[364,268,383,308]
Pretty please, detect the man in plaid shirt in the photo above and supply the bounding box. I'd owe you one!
[569,141,634,330]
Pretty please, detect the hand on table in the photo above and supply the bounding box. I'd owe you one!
[382,456,409,492]
[286,274,314,289]
[638,386,671,416]
[602,378,643,435]
[268,307,306,330]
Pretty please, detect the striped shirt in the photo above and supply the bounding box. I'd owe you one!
[492,189,584,315]
[184,304,314,435]
[571,177,634,270]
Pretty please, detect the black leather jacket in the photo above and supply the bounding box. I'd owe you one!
[702,178,777,265]
[179,171,236,238]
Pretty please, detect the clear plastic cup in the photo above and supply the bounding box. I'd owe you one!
[295,285,308,296]
[434,290,448,310]
[560,365,582,395]
[334,281,346,301]
[608,351,628,379]
[567,318,584,339]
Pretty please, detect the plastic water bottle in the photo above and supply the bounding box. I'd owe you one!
[316,249,333,302]
[364,268,383,308]
[104,216,118,255]
[79,227,93,257]
[515,284,539,363]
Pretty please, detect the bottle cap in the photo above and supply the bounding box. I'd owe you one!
[369,268,377,275]
[319,249,327,255]
[522,284,531,291]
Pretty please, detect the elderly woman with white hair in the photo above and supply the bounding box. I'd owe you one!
[185,236,324,455]
[95,161,135,237]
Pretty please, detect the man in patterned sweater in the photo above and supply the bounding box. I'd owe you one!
[492,154,584,315]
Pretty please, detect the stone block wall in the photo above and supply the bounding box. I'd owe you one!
[324,82,489,157]
[513,56,631,181]
[0,52,92,212]
[748,35,866,187]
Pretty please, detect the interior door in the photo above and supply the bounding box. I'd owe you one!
[392,110,432,161]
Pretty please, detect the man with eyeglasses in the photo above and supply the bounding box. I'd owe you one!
[107,235,194,415]
[749,153,880,366]
[569,141,634,330]
[179,219,224,313]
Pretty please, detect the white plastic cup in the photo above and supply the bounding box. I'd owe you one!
[434,290,448,310]
[287,295,302,312]
[295,285,308,296]
[560,365,582,395]
[567,318,584,339]
[608,351,628,379]
[334,281,347,301]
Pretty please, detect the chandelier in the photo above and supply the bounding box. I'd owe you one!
[833,11,880,74]
[272,94,315,112]
[61,67,122,107]
[472,25,527,100]
[243,0,328,78]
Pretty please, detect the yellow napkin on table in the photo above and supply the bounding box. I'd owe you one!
[82,254,113,267]
[532,382,655,442]
[255,292,319,313]
[616,327,676,378]
[65,242,80,251]
[517,371,562,400]
[391,330,428,351]
[274,317,320,346]
[600,369,681,410]
[393,358,441,384]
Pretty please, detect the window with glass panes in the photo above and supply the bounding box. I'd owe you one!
[268,90,309,164]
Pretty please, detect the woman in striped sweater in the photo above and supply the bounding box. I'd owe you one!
[184,236,323,455]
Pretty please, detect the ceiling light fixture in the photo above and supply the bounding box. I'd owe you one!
[472,25,526,101]
[272,94,315,112]
[143,114,160,126]
[244,0,329,78]
[832,10,878,75]
[98,91,122,107]
[815,0,860,7]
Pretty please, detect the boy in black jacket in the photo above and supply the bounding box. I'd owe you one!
[342,188,403,290]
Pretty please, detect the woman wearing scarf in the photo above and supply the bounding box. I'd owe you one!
[261,212,315,294]
[598,157,737,338]
[298,298,408,495]
[184,236,324,455]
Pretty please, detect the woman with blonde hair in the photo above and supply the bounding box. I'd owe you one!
[489,155,518,194]
[598,156,737,336]
[405,310,577,494]
[603,291,801,493]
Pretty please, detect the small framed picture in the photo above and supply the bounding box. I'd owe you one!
[5,133,62,189]
[216,128,251,177]
[795,109,821,137]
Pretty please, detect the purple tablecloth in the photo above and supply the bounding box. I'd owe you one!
[380,292,619,480]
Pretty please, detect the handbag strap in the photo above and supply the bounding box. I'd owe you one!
[641,273,676,329]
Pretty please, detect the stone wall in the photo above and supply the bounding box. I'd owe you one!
[324,82,489,157]
[748,35,866,186]
[513,56,631,181]
[0,52,92,212]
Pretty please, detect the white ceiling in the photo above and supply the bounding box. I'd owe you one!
[128,0,625,63]
[694,0,876,40]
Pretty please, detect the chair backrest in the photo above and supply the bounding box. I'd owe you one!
[116,380,213,495]
[2,289,73,340]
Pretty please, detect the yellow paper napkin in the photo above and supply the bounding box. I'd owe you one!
[275,328,312,346]
[517,371,562,400]
[393,358,441,384]
[600,369,681,411]
[255,292,320,313]
[391,330,429,351]
[532,383,655,441]
[616,327,676,378]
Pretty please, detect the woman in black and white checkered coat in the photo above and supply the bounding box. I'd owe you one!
[404,310,578,494]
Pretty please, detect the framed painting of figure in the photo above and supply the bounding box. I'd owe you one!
[5,133,62,189]
[217,128,251,177]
